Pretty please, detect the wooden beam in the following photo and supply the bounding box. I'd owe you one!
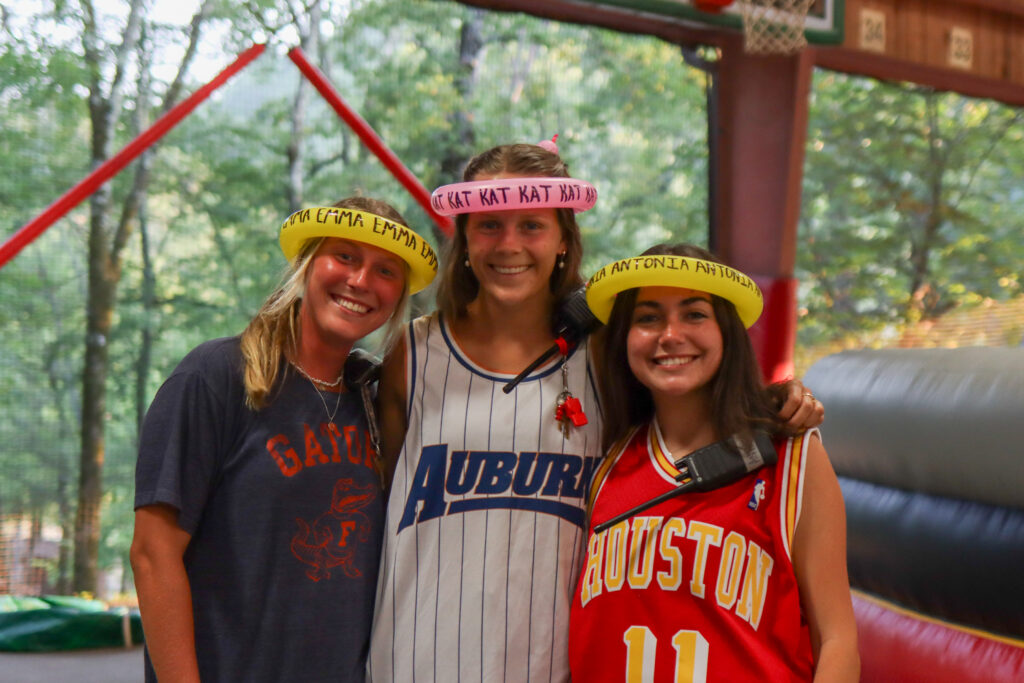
[814,44,1024,106]
[955,0,1024,19]
[454,0,732,47]
[457,0,1024,106]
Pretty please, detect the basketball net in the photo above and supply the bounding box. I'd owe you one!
[735,0,815,55]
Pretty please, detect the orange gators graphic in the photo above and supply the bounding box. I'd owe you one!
[291,478,377,581]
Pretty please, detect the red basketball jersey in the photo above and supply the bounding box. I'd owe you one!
[569,421,815,682]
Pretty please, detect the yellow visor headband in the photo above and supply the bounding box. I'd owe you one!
[585,254,764,328]
[279,206,438,294]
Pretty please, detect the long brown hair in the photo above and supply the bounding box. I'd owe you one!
[598,243,787,452]
[436,143,585,321]
[239,196,411,410]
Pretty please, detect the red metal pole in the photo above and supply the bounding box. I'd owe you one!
[0,43,267,269]
[748,275,798,383]
[287,46,454,236]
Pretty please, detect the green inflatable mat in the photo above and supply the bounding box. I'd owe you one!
[0,595,144,652]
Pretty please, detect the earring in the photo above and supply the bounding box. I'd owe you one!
[558,252,566,269]
[464,254,470,268]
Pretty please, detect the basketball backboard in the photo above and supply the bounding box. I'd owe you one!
[577,0,844,46]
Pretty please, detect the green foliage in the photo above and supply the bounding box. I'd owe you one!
[798,71,1024,347]
[1,1,1021,595]
[0,25,90,555]
[328,0,709,271]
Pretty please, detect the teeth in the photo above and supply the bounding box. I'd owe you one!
[655,357,694,366]
[337,298,369,314]
[493,265,530,274]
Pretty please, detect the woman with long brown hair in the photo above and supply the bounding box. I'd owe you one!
[569,243,858,682]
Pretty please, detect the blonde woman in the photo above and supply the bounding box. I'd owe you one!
[130,197,437,683]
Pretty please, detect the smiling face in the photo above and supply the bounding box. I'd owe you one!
[463,193,566,310]
[626,286,724,404]
[299,237,407,351]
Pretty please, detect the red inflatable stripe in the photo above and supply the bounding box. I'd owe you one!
[853,590,1024,682]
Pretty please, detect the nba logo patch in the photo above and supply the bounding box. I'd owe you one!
[748,479,767,510]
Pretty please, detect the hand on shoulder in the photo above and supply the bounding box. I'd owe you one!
[772,379,824,431]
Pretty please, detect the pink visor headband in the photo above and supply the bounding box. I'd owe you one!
[430,177,598,216]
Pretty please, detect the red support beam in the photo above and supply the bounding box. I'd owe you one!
[713,38,815,381]
[287,47,454,236]
[0,43,267,269]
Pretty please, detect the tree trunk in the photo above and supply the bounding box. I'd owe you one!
[287,81,307,212]
[38,254,78,595]
[78,85,149,593]
[75,186,117,593]
[73,0,209,592]
[134,37,155,439]
[57,469,73,594]
[907,92,945,319]
[136,192,155,436]
[439,10,484,184]
[287,1,324,212]
[73,0,143,594]
[29,511,42,567]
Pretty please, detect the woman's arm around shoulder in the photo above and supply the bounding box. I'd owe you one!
[377,335,409,490]
[130,504,199,683]
[792,435,860,683]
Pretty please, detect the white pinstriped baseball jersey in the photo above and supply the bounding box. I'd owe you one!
[368,313,603,683]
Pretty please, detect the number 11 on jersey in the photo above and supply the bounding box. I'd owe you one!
[623,626,709,683]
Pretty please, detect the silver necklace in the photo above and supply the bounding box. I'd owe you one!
[292,362,344,422]
[291,361,344,388]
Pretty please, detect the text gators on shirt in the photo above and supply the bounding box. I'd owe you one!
[266,421,377,477]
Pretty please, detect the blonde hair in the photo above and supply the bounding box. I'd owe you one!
[239,197,411,410]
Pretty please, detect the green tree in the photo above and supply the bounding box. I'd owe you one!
[799,71,1024,346]
[331,0,710,271]
[70,0,214,592]
[1,10,92,593]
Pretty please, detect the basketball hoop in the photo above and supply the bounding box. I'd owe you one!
[735,0,815,55]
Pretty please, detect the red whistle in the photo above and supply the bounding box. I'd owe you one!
[561,396,588,427]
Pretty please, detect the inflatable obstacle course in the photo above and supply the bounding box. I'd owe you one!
[804,347,1024,680]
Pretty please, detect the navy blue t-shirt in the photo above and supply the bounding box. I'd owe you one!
[135,337,383,682]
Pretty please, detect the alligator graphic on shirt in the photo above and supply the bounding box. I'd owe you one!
[291,478,376,581]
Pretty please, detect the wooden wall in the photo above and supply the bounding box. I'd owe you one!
[460,0,1024,105]
[842,0,1024,88]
